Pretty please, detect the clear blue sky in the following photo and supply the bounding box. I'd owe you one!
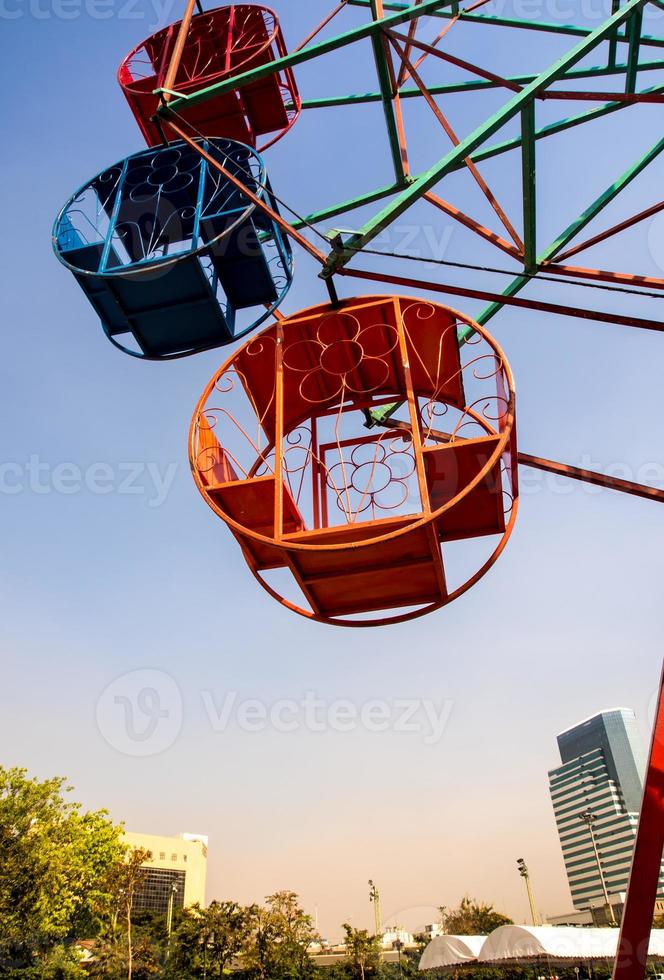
[1,0,663,938]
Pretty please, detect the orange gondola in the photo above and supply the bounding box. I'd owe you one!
[190,295,519,626]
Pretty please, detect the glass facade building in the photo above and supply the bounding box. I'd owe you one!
[134,868,186,915]
[549,708,664,911]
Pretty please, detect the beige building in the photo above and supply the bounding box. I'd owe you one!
[123,831,208,913]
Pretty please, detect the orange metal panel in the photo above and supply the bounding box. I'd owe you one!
[398,298,465,406]
[207,474,304,533]
[196,415,240,485]
[286,518,447,617]
[298,556,445,617]
[423,435,506,541]
[286,516,429,575]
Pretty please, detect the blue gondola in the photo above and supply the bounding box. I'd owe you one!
[53,139,293,359]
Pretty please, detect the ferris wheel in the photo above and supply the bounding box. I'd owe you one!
[52,0,664,957]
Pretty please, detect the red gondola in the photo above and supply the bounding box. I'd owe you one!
[118,4,300,149]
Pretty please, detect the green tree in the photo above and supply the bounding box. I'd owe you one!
[0,767,124,969]
[170,900,251,977]
[243,905,280,980]
[243,893,319,980]
[438,897,513,936]
[265,891,320,979]
[342,924,382,980]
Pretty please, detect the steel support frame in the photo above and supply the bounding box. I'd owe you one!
[155,0,663,323]
[322,0,656,278]
[287,80,663,236]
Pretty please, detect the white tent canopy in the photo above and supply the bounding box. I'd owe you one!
[479,926,664,964]
[419,927,664,970]
[419,936,484,970]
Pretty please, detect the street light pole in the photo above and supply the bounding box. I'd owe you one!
[579,809,618,927]
[516,858,539,926]
[166,882,180,958]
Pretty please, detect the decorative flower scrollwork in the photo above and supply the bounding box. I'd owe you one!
[326,435,417,519]
[282,312,400,405]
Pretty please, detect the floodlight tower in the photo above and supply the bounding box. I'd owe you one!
[368,879,382,936]
[579,809,618,927]
[516,858,539,926]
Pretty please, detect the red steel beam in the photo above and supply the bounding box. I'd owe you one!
[388,27,523,92]
[518,454,664,502]
[162,0,198,101]
[425,191,522,259]
[396,0,422,87]
[544,263,664,291]
[539,90,664,102]
[398,14,459,86]
[554,200,664,262]
[396,0,493,86]
[294,0,349,52]
[336,266,664,332]
[613,662,664,980]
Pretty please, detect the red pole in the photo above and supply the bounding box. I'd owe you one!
[613,661,664,980]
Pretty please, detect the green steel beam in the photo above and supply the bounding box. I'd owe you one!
[290,181,405,230]
[323,0,649,276]
[294,60,664,108]
[626,7,644,91]
[156,0,453,116]
[608,0,621,67]
[368,0,408,184]
[347,0,664,48]
[521,102,537,272]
